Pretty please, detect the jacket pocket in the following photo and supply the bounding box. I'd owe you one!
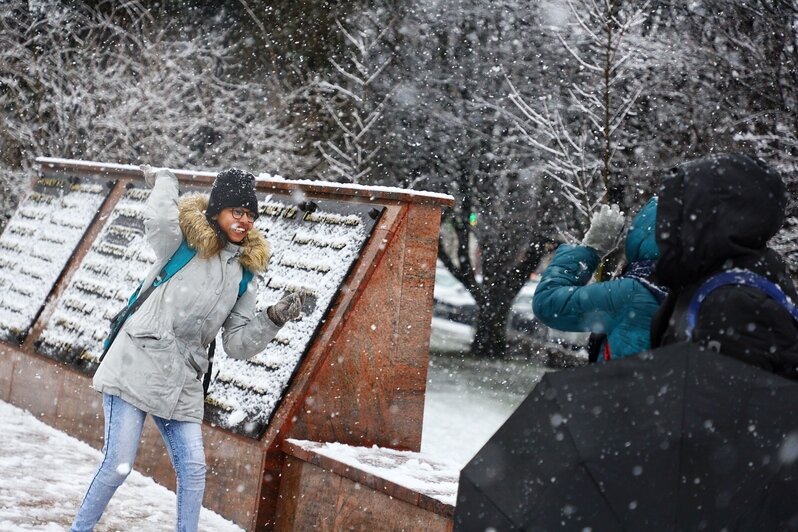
[126,329,183,394]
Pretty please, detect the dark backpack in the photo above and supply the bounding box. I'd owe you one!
[101,239,253,395]
[684,270,798,340]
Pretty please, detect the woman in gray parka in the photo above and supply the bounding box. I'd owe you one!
[71,166,302,532]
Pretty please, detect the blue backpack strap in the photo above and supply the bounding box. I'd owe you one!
[238,269,254,299]
[157,241,250,298]
[127,283,143,306]
[685,270,798,339]
[102,240,197,359]
[126,240,197,308]
[152,239,197,289]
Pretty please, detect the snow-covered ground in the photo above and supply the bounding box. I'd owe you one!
[0,400,244,532]
[421,353,547,465]
[0,353,546,530]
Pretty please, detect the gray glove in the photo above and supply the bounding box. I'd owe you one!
[582,204,626,257]
[140,164,158,188]
[267,292,304,326]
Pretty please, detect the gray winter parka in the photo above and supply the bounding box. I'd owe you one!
[92,169,280,422]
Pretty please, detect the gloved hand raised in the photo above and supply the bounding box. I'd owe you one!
[140,164,158,188]
[267,292,304,327]
[582,203,626,258]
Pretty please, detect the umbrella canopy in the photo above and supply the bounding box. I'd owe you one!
[455,342,798,531]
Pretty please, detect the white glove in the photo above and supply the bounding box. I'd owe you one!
[582,204,625,257]
[267,292,304,326]
[140,164,158,188]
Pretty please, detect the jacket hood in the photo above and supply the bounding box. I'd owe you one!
[178,194,270,273]
[624,196,659,263]
[654,153,786,289]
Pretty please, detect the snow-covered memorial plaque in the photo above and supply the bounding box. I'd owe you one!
[206,198,383,436]
[0,158,453,529]
[0,174,111,344]
[36,183,383,437]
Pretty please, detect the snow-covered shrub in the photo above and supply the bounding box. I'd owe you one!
[0,1,311,178]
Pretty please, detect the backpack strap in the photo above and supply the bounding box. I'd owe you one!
[125,240,197,315]
[124,240,198,307]
[101,240,198,360]
[151,239,197,290]
[203,339,217,396]
[586,333,605,364]
[239,269,254,298]
[685,270,798,339]
[204,267,254,396]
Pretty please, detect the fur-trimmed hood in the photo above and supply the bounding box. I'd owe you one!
[177,193,270,273]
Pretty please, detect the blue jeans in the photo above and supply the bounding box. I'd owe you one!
[71,393,206,532]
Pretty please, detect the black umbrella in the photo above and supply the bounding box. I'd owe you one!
[455,343,798,531]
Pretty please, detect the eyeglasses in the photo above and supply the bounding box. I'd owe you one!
[231,207,257,222]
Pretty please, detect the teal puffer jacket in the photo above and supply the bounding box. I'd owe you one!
[532,198,661,360]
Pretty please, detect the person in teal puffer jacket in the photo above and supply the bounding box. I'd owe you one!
[532,197,665,361]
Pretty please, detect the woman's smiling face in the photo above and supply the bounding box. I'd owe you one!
[216,207,256,243]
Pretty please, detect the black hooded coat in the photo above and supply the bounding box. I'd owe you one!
[650,153,798,380]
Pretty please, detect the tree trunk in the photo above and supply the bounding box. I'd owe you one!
[471,288,514,358]
[469,236,550,359]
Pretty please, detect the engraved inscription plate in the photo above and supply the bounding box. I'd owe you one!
[37,184,156,369]
[205,195,383,437]
[0,176,110,344]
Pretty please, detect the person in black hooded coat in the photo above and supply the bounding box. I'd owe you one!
[650,153,798,380]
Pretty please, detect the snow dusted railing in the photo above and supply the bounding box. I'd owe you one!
[35,157,454,206]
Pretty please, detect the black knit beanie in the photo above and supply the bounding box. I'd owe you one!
[205,168,259,220]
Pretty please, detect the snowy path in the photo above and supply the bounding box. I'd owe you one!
[0,401,243,532]
[421,354,547,465]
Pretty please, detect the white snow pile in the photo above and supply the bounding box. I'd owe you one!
[287,439,460,507]
[0,400,243,531]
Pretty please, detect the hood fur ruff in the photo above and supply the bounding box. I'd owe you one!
[178,194,270,273]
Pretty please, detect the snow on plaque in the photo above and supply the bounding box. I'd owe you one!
[37,185,383,439]
[0,176,110,344]
[205,195,383,438]
[37,183,157,369]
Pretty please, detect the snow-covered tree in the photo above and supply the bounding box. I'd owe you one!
[506,0,655,238]
[311,15,396,184]
[342,0,557,357]
[0,1,309,177]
